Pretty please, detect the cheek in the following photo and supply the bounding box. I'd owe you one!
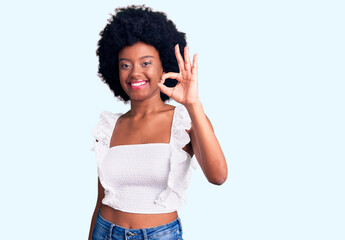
[150,66,164,78]
[119,71,129,89]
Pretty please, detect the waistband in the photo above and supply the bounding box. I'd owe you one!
[95,209,183,239]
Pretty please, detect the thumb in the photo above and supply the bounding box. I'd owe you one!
[157,83,173,97]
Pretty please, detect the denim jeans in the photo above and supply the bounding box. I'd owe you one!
[92,209,184,240]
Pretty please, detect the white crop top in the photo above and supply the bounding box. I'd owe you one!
[90,104,198,214]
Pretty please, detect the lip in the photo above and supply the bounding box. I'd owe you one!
[128,80,149,90]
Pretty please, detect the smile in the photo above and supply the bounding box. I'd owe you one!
[128,80,148,89]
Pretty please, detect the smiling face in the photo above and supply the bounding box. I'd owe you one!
[118,41,164,102]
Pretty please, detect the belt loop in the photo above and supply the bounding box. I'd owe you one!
[108,223,115,240]
[142,228,148,240]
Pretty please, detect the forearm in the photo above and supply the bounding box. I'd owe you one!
[185,100,227,184]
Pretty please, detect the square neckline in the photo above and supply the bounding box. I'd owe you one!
[108,106,177,149]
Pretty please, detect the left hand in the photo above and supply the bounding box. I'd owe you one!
[158,44,199,106]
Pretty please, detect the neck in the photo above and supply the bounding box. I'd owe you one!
[129,95,167,117]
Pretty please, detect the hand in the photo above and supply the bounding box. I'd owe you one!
[158,44,199,106]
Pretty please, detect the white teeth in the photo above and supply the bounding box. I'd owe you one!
[131,82,146,86]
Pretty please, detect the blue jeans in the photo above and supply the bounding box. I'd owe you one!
[92,209,184,240]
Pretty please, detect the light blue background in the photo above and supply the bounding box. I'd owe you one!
[1,0,344,239]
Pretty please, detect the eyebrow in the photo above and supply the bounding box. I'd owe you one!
[119,55,154,62]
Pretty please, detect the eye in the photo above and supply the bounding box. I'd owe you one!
[120,63,130,69]
[143,61,151,66]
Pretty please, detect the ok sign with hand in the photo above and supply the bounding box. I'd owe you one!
[158,44,198,106]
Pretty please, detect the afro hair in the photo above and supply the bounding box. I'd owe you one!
[96,5,187,103]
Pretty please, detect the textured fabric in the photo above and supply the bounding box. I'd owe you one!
[91,104,198,214]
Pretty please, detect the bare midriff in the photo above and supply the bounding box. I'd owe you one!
[99,204,178,229]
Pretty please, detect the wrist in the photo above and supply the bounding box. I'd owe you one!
[184,99,203,113]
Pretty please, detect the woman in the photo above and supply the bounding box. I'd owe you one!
[89,5,227,240]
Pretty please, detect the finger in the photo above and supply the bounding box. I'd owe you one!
[157,82,174,97]
[161,72,182,83]
[184,46,191,72]
[191,53,198,75]
[175,44,185,72]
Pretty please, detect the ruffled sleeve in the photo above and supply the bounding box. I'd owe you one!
[154,104,198,209]
[90,111,122,193]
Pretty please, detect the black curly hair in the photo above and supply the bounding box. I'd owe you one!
[96,5,187,103]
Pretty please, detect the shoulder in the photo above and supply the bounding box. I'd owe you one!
[171,104,192,146]
[91,110,123,142]
[99,110,122,123]
[173,104,192,130]
[97,110,123,125]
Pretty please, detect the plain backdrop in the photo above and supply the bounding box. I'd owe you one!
[1,0,344,239]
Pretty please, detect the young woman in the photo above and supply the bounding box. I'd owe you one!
[89,5,227,240]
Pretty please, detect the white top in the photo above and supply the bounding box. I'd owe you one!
[90,104,198,214]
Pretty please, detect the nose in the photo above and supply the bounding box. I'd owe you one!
[130,63,142,79]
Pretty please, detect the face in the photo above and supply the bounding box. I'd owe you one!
[118,41,164,102]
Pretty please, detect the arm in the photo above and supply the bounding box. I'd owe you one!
[88,177,105,240]
[158,44,228,185]
[186,101,227,185]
